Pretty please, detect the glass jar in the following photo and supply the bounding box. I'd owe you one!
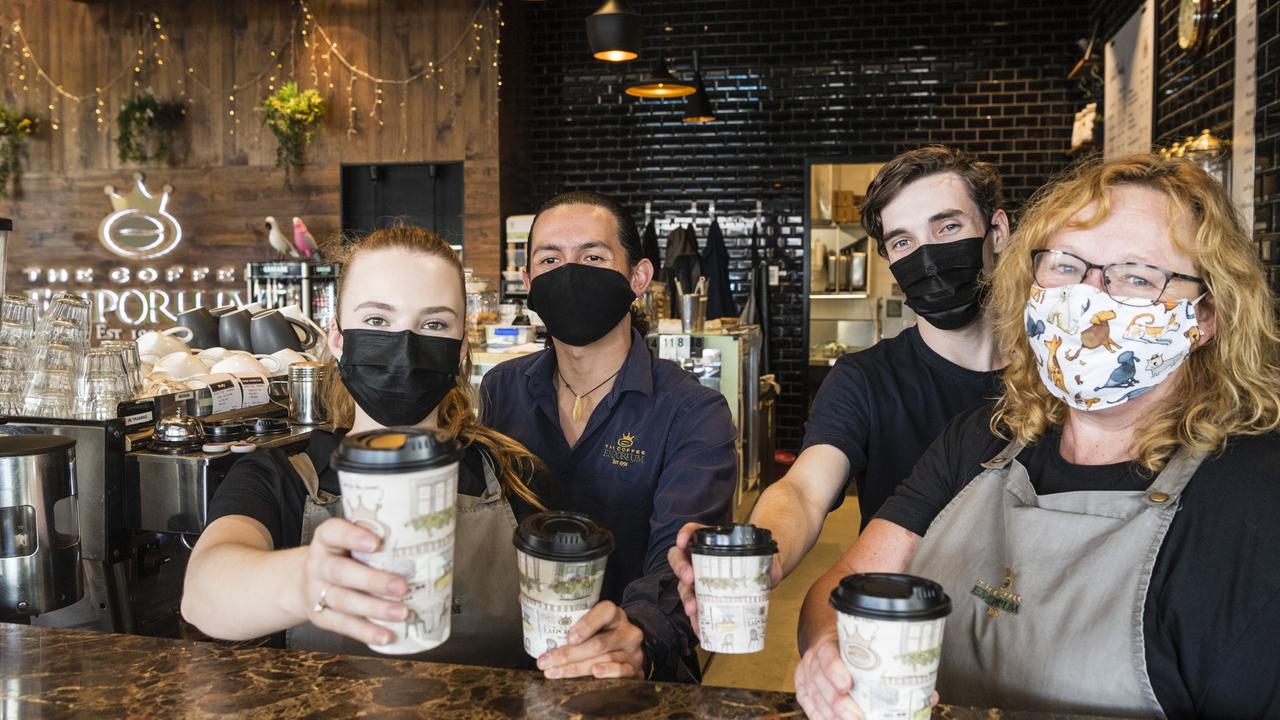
[464,270,498,348]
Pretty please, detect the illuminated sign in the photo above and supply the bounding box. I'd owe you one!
[98,173,183,259]
[19,264,243,338]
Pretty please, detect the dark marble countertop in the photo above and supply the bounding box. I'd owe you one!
[0,624,1111,719]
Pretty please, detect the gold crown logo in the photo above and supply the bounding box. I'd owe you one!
[103,172,173,215]
[618,433,635,448]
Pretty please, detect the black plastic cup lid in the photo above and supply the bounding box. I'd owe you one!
[829,573,951,621]
[688,524,778,557]
[331,427,461,473]
[513,511,614,562]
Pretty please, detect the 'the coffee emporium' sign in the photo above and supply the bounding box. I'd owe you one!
[15,173,245,339]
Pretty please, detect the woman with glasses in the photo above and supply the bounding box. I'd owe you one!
[793,155,1280,719]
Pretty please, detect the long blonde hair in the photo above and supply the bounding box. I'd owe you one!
[990,154,1280,471]
[320,227,545,509]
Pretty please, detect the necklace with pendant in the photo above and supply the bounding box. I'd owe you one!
[557,366,622,422]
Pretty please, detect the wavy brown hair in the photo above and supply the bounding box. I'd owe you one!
[990,154,1280,471]
[320,227,545,510]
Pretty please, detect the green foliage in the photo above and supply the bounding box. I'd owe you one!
[897,646,941,670]
[0,106,35,198]
[116,94,185,164]
[260,82,325,189]
[549,575,597,598]
[404,506,455,533]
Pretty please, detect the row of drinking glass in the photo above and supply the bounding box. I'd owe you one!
[0,293,144,420]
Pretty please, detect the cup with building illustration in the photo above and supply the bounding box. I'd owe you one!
[512,511,614,657]
[332,428,460,654]
[829,573,952,720]
[689,523,778,654]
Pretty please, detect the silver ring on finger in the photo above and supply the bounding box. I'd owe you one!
[314,584,334,613]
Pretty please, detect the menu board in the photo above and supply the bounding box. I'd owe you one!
[1104,1,1154,160]
[1233,0,1258,229]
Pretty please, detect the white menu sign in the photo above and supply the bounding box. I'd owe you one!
[1104,1,1155,160]
[1233,0,1258,229]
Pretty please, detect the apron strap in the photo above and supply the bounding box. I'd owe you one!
[980,439,1025,470]
[1141,446,1206,506]
[288,452,337,505]
[476,447,505,503]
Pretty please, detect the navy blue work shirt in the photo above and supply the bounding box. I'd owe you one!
[480,330,737,682]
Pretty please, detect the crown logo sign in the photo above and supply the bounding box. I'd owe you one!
[98,172,183,260]
[618,433,635,448]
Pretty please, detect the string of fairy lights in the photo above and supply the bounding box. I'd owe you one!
[0,0,502,153]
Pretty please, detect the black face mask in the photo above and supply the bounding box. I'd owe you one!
[888,235,989,331]
[337,329,462,427]
[527,263,637,347]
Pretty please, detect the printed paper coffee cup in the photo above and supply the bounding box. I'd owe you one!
[512,511,614,658]
[829,573,952,720]
[334,428,461,654]
[689,524,778,655]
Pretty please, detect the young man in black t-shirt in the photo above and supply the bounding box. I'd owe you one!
[671,146,1008,598]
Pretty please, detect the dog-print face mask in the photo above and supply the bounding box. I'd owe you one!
[1024,283,1203,410]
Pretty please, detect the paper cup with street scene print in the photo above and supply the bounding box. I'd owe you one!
[513,511,614,658]
[829,573,952,720]
[332,428,460,655]
[689,524,779,654]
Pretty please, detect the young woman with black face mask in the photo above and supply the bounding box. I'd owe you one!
[182,227,543,667]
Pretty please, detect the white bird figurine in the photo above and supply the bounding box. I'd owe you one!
[292,217,319,259]
[265,216,297,258]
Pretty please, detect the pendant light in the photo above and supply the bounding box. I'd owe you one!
[586,0,643,63]
[682,50,716,123]
[625,58,695,99]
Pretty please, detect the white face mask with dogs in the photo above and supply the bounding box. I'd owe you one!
[1025,283,1203,411]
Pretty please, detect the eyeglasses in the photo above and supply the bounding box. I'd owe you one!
[1030,249,1205,307]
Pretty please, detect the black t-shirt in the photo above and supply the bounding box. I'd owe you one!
[877,404,1280,719]
[207,429,542,549]
[802,326,1003,527]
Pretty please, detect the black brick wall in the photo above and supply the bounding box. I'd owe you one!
[517,1,1094,450]
[1154,0,1235,148]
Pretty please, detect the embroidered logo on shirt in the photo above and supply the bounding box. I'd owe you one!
[971,569,1022,617]
[602,432,647,467]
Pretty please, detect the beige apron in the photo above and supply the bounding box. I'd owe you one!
[283,450,528,667]
[906,439,1203,718]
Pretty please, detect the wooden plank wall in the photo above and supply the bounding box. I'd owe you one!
[0,0,502,330]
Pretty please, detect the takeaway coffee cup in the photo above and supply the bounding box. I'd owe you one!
[689,523,778,654]
[829,573,952,720]
[332,428,461,654]
[512,511,613,657]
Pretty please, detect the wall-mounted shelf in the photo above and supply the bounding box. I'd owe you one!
[811,292,868,299]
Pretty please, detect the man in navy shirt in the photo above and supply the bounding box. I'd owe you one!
[671,146,1008,611]
[480,191,736,683]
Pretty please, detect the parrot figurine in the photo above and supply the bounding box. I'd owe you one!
[265,216,297,258]
[292,217,320,259]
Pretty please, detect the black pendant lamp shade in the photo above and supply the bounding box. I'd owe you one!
[682,78,715,122]
[682,51,715,122]
[625,58,695,99]
[586,0,643,62]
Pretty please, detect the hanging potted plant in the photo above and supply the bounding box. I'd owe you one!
[0,106,36,198]
[116,93,185,164]
[260,82,325,189]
